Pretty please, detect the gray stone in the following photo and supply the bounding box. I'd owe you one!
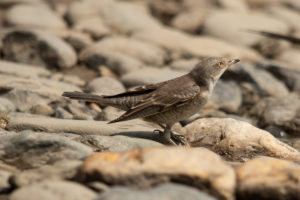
[80,147,235,200]
[10,180,97,200]
[55,107,73,119]
[181,118,300,162]
[276,48,300,70]
[210,80,242,113]
[121,67,185,87]
[74,17,111,39]
[1,74,80,112]
[5,4,66,30]
[168,58,199,72]
[80,48,143,76]
[0,132,92,169]
[230,63,289,97]
[10,160,82,187]
[63,31,93,52]
[97,184,216,200]
[80,135,163,152]
[2,29,77,69]
[266,6,300,30]
[0,98,15,113]
[83,36,167,66]
[203,11,289,46]
[236,157,300,200]
[87,77,125,96]
[0,0,41,6]
[250,93,300,134]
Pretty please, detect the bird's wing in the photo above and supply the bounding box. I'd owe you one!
[109,80,200,123]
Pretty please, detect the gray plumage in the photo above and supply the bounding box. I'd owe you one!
[63,57,240,145]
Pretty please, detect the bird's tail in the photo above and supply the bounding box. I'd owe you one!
[62,92,105,103]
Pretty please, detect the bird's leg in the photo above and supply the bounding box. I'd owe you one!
[154,124,189,146]
[162,125,177,146]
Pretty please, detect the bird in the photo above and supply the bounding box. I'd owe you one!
[62,57,240,146]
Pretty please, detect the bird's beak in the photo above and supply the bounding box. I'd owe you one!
[229,59,240,65]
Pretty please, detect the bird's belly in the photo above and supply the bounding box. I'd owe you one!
[145,97,207,125]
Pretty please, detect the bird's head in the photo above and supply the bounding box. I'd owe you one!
[189,57,240,85]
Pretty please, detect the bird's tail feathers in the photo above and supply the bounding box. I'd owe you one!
[62,92,104,103]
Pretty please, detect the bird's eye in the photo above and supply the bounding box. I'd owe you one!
[218,62,223,67]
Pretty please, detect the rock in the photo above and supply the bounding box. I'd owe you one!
[79,147,235,200]
[203,11,289,46]
[168,58,199,72]
[1,74,80,112]
[30,103,54,116]
[133,27,262,62]
[0,170,11,192]
[6,114,156,137]
[0,0,41,6]
[87,77,125,96]
[63,31,92,52]
[229,62,289,97]
[0,113,9,129]
[67,0,161,34]
[257,61,300,92]
[55,107,73,119]
[171,9,207,33]
[210,80,242,113]
[180,118,300,162]
[97,184,217,200]
[2,29,77,69]
[83,36,167,66]
[10,160,82,187]
[266,6,300,30]
[10,180,97,200]
[74,17,111,39]
[276,48,300,68]
[80,135,163,152]
[0,131,93,169]
[121,67,185,87]
[0,98,15,113]
[0,60,51,78]
[236,157,300,200]
[5,4,66,30]
[250,93,300,134]
[80,48,143,76]
[217,0,248,12]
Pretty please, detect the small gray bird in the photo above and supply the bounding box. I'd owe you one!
[63,57,240,145]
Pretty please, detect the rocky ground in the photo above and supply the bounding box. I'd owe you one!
[0,0,300,199]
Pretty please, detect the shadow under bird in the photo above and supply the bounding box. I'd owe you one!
[62,57,240,146]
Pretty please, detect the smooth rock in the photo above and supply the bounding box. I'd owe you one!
[258,61,300,92]
[121,67,185,87]
[80,135,163,152]
[236,157,300,200]
[133,27,262,61]
[181,118,300,162]
[203,11,289,46]
[217,0,248,12]
[0,132,92,169]
[1,74,80,112]
[229,63,289,97]
[31,103,54,116]
[10,180,97,200]
[0,60,50,78]
[67,0,161,34]
[80,48,143,76]
[83,36,167,66]
[5,4,66,30]
[87,77,125,96]
[276,48,300,68]
[97,184,217,200]
[55,107,73,119]
[168,58,199,72]
[210,80,242,113]
[0,98,15,113]
[0,0,41,6]
[250,93,300,134]
[79,147,235,200]
[63,31,92,52]
[2,29,77,69]
[10,160,82,187]
[6,114,156,137]
[74,17,111,39]
[0,170,11,192]
[171,9,207,33]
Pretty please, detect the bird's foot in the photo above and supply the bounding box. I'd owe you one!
[152,129,189,146]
